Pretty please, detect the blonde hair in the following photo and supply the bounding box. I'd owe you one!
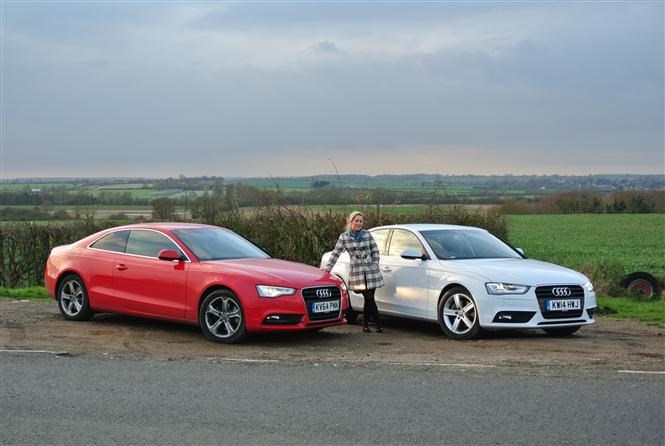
[345,211,364,231]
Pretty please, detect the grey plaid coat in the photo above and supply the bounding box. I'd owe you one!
[324,231,384,291]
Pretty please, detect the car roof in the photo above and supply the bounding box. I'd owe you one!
[103,222,223,232]
[370,224,486,232]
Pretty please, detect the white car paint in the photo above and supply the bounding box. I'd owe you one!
[321,224,597,338]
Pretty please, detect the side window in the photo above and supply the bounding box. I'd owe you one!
[125,230,182,259]
[369,229,390,256]
[388,230,425,257]
[90,230,130,253]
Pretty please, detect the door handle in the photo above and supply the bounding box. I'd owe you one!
[115,264,127,271]
[381,267,392,273]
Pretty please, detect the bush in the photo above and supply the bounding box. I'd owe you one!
[208,203,508,267]
[0,204,508,287]
[0,221,115,288]
[579,260,627,297]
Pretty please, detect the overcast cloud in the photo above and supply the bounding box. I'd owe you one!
[1,2,663,178]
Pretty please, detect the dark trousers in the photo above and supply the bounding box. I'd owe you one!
[361,288,381,328]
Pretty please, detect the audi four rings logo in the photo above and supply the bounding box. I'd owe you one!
[316,289,332,298]
[552,287,572,297]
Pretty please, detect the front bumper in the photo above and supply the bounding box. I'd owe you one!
[477,286,597,330]
[244,285,348,333]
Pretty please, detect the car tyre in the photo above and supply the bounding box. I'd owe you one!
[438,287,482,340]
[345,304,359,324]
[620,272,661,299]
[543,326,581,336]
[56,274,94,321]
[199,290,247,343]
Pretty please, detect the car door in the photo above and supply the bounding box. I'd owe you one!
[113,229,190,319]
[376,229,430,317]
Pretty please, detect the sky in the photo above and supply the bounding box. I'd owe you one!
[1,1,664,179]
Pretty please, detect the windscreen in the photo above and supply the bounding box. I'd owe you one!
[172,228,269,261]
[420,230,521,260]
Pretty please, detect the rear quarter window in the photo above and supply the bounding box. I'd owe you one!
[89,230,130,253]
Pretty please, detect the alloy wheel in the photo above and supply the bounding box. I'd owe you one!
[442,292,477,335]
[204,296,243,339]
[60,280,84,317]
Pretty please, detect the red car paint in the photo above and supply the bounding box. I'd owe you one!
[45,223,348,334]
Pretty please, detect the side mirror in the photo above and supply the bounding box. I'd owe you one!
[401,248,426,260]
[158,249,183,261]
[516,248,525,256]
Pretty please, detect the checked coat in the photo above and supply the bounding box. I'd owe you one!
[324,231,385,292]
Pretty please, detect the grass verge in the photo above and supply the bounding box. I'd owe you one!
[596,296,665,326]
[0,286,51,300]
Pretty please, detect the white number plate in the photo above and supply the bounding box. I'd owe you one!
[546,299,581,311]
[312,301,339,313]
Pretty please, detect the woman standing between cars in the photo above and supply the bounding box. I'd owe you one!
[323,211,385,333]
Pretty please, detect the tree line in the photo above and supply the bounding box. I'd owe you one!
[501,190,665,214]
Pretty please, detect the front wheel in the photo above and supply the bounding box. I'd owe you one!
[57,274,94,321]
[199,290,247,343]
[438,287,481,340]
[543,326,581,337]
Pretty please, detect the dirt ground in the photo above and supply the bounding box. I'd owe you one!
[1,298,663,372]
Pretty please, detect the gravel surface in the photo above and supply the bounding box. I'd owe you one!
[1,298,663,372]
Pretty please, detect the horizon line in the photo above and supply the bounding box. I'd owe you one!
[3,172,664,182]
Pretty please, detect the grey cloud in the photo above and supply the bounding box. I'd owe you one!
[310,41,343,55]
[187,3,512,30]
[2,2,663,177]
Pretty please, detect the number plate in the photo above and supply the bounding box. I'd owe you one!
[312,300,339,313]
[546,299,581,311]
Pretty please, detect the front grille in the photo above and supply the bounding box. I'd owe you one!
[535,285,585,319]
[301,286,342,321]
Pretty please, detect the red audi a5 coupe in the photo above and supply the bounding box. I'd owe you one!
[45,223,348,343]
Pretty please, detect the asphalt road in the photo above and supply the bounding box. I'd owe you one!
[1,351,663,445]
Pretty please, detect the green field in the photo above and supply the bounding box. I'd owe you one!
[0,204,154,210]
[507,214,665,277]
[236,177,478,194]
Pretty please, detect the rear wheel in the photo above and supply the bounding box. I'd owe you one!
[199,290,247,343]
[543,326,581,336]
[57,274,94,321]
[438,287,481,340]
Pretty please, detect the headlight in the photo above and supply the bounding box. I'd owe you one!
[256,285,296,298]
[583,281,594,292]
[485,282,530,295]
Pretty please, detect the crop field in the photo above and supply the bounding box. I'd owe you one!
[507,214,665,278]
[0,204,156,211]
[235,177,479,194]
[300,204,498,215]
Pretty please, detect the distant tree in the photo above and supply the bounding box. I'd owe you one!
[310,179,331,189]
[152,198,176,221]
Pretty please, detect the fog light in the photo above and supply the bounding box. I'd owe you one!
[263,314,303,325]
[492,311,536,323]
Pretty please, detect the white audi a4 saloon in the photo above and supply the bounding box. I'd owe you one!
[321,224,597,340]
